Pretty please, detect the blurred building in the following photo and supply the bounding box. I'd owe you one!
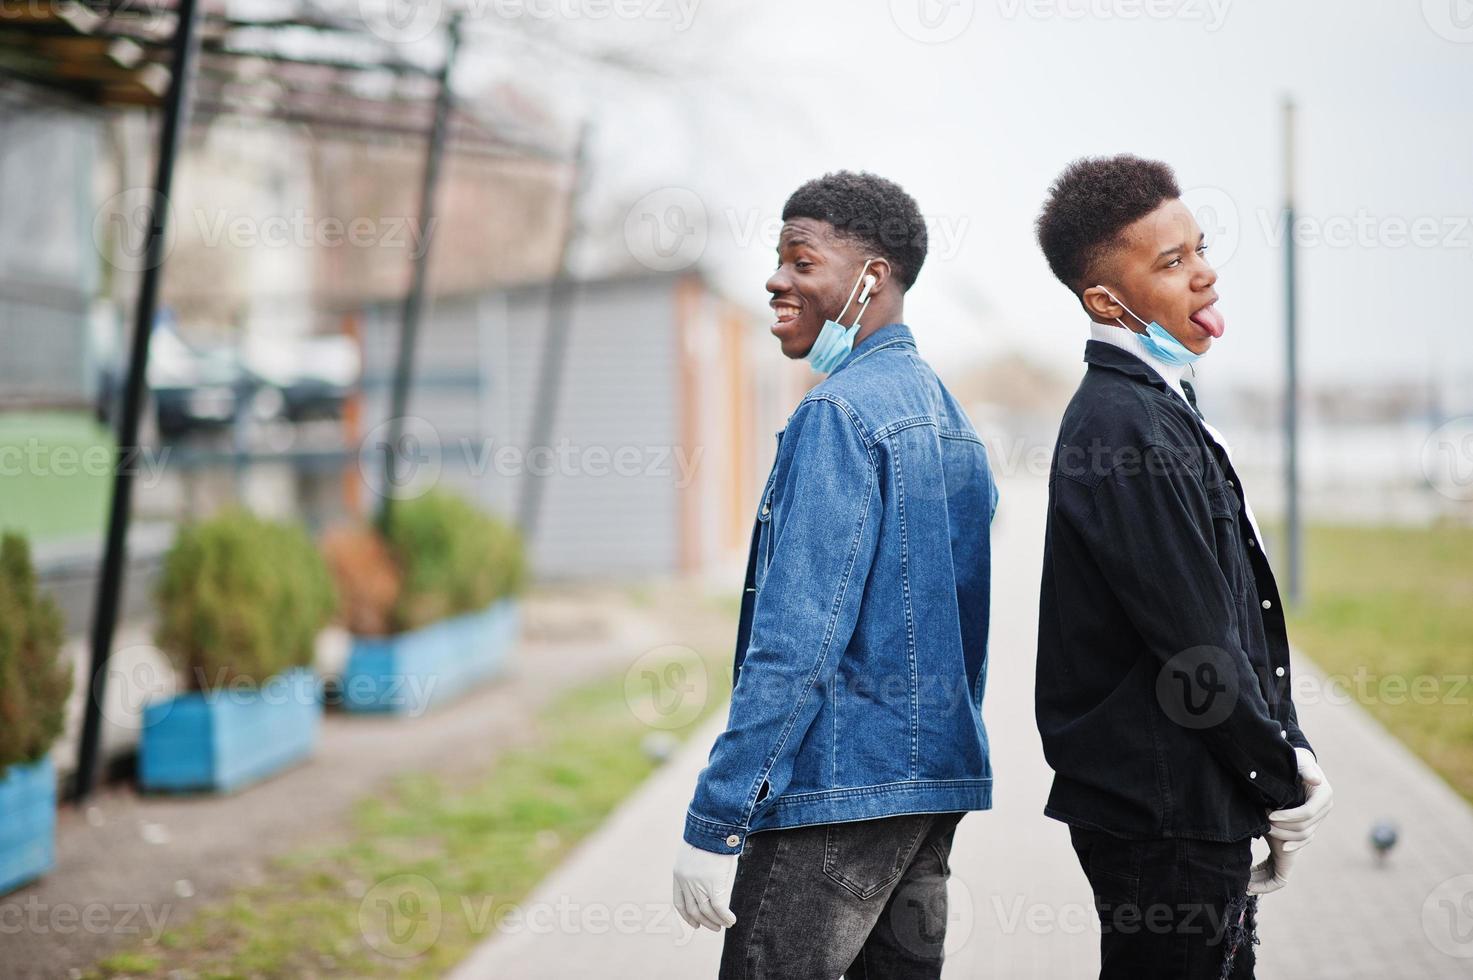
[358,269,810,581]
[0,86,104,410]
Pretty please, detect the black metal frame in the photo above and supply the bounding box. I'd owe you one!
[0,0,569,801]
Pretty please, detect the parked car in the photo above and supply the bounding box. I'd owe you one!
[95,313,283,439]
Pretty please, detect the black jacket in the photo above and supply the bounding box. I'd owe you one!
[1036,341,1311,843]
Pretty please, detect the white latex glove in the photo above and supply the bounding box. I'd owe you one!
[1248,831,1297,895]
[1266,747,1333,853]
[672,841,739,931]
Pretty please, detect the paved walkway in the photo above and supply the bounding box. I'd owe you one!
[450,475,1473,979]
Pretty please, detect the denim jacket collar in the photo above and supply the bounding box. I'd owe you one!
[828,322,916,377]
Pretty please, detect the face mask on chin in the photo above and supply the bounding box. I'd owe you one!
[1095,284,1204,367]
[806,259,878,374]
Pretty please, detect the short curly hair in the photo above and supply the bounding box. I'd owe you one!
[1035,155,1181,294]
[782,171,928,290]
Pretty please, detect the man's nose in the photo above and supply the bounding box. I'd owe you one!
[765,267,790,296]
[1195,260,1218,291]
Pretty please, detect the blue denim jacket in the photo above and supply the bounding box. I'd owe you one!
[684,324,999,854]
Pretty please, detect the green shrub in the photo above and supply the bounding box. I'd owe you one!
[0,532,73,775]
[155,509,337,692]
[382,492,527,633]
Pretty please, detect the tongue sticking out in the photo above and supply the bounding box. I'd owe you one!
[1189,303,1226,338]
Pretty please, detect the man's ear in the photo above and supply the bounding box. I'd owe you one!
[864,257,894,296]
[1081,285,1121,323]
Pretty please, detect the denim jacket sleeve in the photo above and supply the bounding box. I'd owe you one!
[1071,443,1304,811]
[684,396,882,853]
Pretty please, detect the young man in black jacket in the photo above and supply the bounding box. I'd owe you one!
[1033,155,1333,979]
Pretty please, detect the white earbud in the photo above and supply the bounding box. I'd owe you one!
[858,274,877,304]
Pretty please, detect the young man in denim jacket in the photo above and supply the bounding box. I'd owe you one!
[1033,155,1334,979]
[672,171,999,979]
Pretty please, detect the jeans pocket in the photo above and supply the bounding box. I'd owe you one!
[927,813,963,878]
[822,815,929,900]
[1085,837,1143,912]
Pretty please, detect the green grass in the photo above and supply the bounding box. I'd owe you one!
[1285,523,1473,802]
[0,412,113,542]
[91,639,731,978]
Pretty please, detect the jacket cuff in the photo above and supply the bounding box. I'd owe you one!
[684,810,748,855]
[1256,767,1305,810]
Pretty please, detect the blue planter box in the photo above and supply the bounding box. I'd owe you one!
[139,667,321,793]
[340,598,519,715]
[0,757,56,895]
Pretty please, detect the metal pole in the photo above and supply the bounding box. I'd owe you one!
[1282,97,1303,607]
[379,16,460,531]
[517,122,591,537]
[74,0,202,802]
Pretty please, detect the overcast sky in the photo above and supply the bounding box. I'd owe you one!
[455,0,1473,392]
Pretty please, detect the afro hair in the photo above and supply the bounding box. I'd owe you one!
[1035,155,1181,294]
[782,171,929,290]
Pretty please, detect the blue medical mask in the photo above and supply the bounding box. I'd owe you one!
[1096,285,1203,366]
[806,260,877,374]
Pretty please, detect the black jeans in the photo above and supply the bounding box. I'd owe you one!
[719,811,964,980]
[1069,826,1258,980]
